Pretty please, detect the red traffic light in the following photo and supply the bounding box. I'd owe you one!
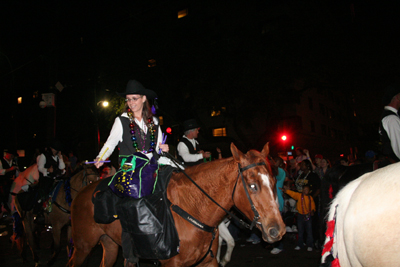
[281,135,287,141]
[166,127,172,134]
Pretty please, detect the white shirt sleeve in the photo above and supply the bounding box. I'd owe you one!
[38,154,48,176]
[58,155,66,170]
[177,138,203,163]
[97,117,123,160]
[382,114,400,159]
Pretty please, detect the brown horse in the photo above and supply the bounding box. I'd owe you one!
[14,164,100,267]
[68,142,286,267]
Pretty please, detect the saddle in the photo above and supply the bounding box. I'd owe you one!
[92,165,180,260]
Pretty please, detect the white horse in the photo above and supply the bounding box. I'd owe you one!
[217,218,235,267]
[9,163,40,212]
[321,162,400,267]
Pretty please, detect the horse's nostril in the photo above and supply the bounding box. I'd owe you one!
[268,227,279,238]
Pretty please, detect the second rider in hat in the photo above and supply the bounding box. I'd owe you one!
[177,119,211,166]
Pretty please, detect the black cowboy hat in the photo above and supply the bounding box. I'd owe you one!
[183,119,200,132]
[4,148,18,156]
[49,139,63,152]
[117,80,157,100]
[382,84,400,106]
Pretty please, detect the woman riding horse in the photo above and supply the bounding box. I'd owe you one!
[93,80,170,265]
[68,142,286,267]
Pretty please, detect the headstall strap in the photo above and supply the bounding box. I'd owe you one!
[237,162,263,229]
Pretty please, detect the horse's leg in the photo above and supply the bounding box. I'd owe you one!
[47,214,66,266]
[218,221,235,267]
[99,235,119,267]
[22,210,40,266]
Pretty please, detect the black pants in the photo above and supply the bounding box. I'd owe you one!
[37,176,54,200]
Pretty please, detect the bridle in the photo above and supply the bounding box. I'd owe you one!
[232,162,266,229]
[165,152,266,230]
[54,168,99,214]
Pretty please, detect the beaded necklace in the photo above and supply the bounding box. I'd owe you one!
[127,108,156,153]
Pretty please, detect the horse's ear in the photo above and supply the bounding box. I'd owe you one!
[231,143,243,163]
[260,142,270,158]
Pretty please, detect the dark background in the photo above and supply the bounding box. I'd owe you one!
[1,0,400,165]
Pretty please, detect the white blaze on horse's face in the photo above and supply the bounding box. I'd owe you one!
[258,172,275,200]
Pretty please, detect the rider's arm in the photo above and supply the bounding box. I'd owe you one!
[97,117,123,161]
[37,154,48,176]
[177,140,203,163]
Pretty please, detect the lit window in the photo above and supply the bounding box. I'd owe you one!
[159,116,164,125]
[18,97,22,104]
[178,9,188,19]
[211,110,221,117]
[148,59,156,68]
[213,128,226,137]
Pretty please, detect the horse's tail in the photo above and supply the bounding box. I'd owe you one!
[321,174,366,266]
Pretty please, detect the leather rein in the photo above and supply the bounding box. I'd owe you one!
[53,170,99,214]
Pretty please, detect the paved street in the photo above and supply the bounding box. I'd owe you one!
[0,215,321,267]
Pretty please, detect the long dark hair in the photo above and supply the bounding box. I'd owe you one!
[123,96,153,126]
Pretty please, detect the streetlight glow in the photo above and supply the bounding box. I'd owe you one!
[102,101,109,107]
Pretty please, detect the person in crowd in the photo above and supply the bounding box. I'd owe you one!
[294,147,308,171]
[281,184,315,252]
[93,79,170,265]
[68,151,78,173]
[176,119,211,166]
[37,140,66,203]
[313,154,323,170]
[0,149,19,214]
[339,157,349,166]
[294,159,321,248]
[379,84,400,166]
[270,156,288,254]
[216,147,222,159]
[315,158,329,180]
[287,158,297,181]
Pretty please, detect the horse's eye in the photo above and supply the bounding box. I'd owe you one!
[249,184,258,192]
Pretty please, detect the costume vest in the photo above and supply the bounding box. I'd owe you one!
[40,151,61,178]
[177,137,203,166]
[0,158,16,183]
[118,116,159,159]
[379,109,400,162]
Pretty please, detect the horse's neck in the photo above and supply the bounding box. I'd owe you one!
[69,171,85,196]
[171,159,237,227]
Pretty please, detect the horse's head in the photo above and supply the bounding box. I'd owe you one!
[231,142,286,243]
[81,164,101,184]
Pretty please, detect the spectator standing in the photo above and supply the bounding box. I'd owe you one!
[68,151,78,173]
[270,156,288,254]
[315,158,329,180]
[294,147,308,171]
[282,184,315,251]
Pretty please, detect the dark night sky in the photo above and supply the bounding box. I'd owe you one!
[1,0,400,158]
